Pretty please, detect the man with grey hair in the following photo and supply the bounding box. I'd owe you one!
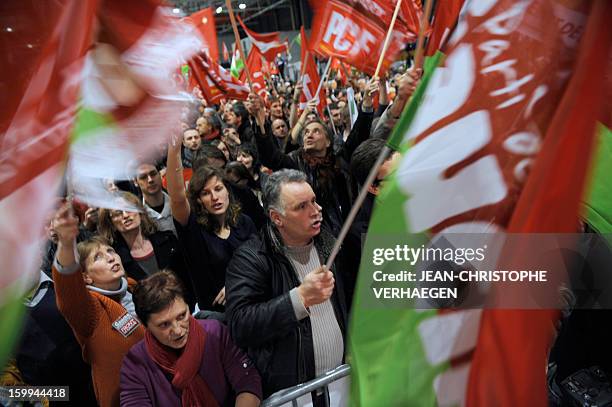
[225,169,347,403]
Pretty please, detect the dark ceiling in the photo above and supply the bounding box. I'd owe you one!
[169,0,313,34]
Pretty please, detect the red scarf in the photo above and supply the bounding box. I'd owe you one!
[203,129,220,141]
[145,316,219,406]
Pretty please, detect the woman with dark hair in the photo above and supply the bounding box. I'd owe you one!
[51,203,145,407]
[236,143,267,191]
[225,161,256,188]
[120,271,262,407]
[167,139,256,313]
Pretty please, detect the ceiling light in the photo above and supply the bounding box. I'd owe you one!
[6,27,13,32]
[238,3,246,9]
[27,44,33,48]
[216,6,223,13]
[172,8,181,14]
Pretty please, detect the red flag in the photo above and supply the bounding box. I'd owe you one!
[236,15,288,62]
[299,27,326,117]
[241,47,268,98]
[425,0,465,56]
[467,1,611,405]
[222,41,230,61]
[189,52,249,103]
[309,0,415,76]
[393,0,609,405]
[338,0,423,37]
[0,0,95,298]
[185,8,219,62]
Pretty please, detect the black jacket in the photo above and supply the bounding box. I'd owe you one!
[254,109,374,236]
[225,223,348,397]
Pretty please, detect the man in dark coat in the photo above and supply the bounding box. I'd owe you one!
[225,169,347,403]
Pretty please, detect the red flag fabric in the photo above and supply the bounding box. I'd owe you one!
[236,15,287,62]
[467,2,612,405]
[188,52,249,104]
[299,27,326,117]
[396,0,609,405]
[185,8,219,62]
[425,0,465,56]
[330,57,350,86]
[222,41,230,62]
[0,0,96,297]
[309,0,415,76]
[241,47,268,98]
[0,0,204,340]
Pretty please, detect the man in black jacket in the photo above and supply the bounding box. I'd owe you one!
[249,81,376,237]
[225,169,347,402]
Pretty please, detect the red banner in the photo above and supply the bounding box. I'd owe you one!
[236,15,288,62]
[241,47,268,98]
[299,27,326,117]
[425,0,465,56]
[189,52,249,104]
[396,1,608,405]
[342,0,423,37]
[185,8,219,61]
[309,0,413,75]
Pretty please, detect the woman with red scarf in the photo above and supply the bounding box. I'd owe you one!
[120,271,261,406]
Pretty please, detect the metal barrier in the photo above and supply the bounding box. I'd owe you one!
[262,364,351,407]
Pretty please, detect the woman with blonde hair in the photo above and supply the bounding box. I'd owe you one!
[51,203,144,407]
[97,192,194,305]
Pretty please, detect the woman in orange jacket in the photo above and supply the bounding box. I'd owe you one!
[52,203,144,407]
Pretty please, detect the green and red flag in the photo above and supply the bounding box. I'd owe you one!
[0,0,97,368]
[0,0,204,367]
[349,1,611,406]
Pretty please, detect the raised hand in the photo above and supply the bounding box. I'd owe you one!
[362,77,379,109]
[297,266,335,308]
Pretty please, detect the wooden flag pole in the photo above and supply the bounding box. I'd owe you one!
[373,0,403,78]
[225,0,253,88]
[325,145,393,269]
[413,0,434,70]
[313,57,333,101]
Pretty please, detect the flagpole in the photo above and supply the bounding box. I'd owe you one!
[325,145,392,269]
[373,0,403,78]
[413,0,434,70]
[313,57,332,102]
[326,105,338,136]
[225,0,253,88]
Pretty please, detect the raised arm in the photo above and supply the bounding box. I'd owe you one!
[372,68,422,140]
[52,203,100,340]
[165,134,190,226]
[340,78,377,160]
[289,80,303,129]
[250,93,298,171]
[290,99,316,146]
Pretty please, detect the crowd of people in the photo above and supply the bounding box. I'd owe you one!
[1,61,422,407]
[2,34,611,406]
